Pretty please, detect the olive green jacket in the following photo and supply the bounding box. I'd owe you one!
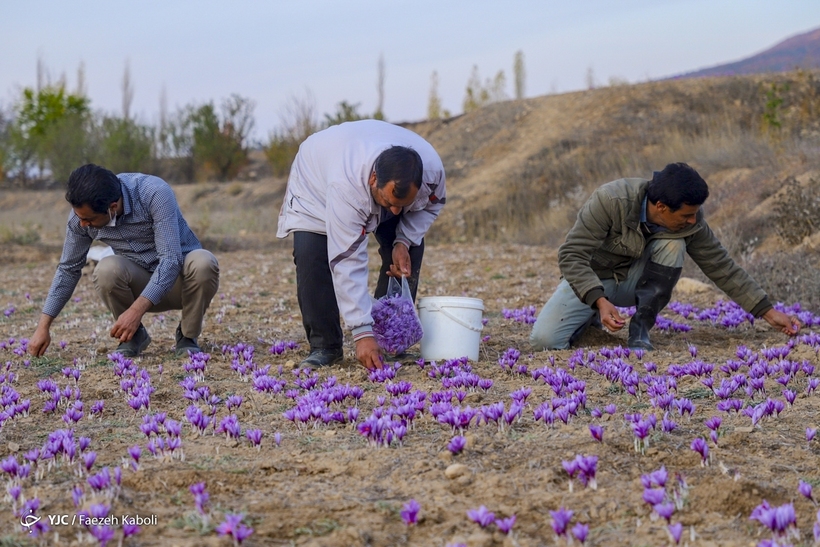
[557,177,771,316]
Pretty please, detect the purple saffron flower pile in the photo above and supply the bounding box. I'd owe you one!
[371,294,423,355]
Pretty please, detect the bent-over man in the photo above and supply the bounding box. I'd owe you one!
[277,120,446,370]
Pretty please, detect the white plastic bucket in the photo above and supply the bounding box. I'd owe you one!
[417,296,484,361]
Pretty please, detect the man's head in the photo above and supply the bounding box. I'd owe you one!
[66,164,123,228]
[369,146,423,215]
[645,162,709,232]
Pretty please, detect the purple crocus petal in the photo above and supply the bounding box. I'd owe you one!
[467,505,495,528]
[643,487,666,506]
[215,513,244,537]
[400,499,421,525]
[495,515,516,535]
[588,423,604,442]
[571,522,589,543]
[668,522,683,544]
[448,436,466,455]
[799,480,814,501]
[122,523,140,537]
[550,507,573,536]
[808,428,817,442]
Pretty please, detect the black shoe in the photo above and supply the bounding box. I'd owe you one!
[175,323,202,356]
[299,348,344,369]
[116,324,151,357]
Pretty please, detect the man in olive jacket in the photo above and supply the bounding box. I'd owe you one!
[530,162,800,351]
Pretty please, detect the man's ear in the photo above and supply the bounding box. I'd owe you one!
[368,171,377,188]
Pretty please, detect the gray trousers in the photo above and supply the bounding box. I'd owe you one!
[92,249,220,339]
[530,239,685,350]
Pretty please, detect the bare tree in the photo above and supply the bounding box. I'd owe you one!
[76,61,87,97]
[513,50,526,99]
[427,71,442,120]
[374,53,386,120]
[122,60,134,120]
[280,89,319,142]
[586,65,597,90]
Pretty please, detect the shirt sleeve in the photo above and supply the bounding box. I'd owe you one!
[42,214,93,317]
[325,182,373,333]
[140,181,184,304]
[558,188,613,306]
[396,170,446,247]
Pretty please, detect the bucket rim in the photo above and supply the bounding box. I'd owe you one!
[417,296,484,310]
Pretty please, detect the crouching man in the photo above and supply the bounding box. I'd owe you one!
[530,162,799,351]
[29,164,219,358]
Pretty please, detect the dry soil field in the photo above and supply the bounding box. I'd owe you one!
[0,242,819,547]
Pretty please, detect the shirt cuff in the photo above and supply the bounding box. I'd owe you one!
[751,298,773,318]
[393,237,412,249]
[352,325,374,341]
[583,287,606,308]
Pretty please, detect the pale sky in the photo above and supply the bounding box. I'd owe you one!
[2,0,819,142]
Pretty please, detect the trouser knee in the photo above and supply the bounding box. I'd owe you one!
[92,256,130,292]
[647,239,686,268]
[185,250,220,286]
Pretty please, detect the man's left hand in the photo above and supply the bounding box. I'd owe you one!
[761,308,801,336]
[388,242,411,278]
[109,297,152,342]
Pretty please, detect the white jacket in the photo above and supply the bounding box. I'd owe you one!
[276,120,446,336]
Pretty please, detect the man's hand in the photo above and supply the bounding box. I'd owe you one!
[762,308,801,336]
[28,314,55,357]
[355,337,384,371]
[109,297,152,342]
[596,297,626,332]
[388,242,411,278]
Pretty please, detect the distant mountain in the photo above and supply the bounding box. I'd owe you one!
[674,26,820,79]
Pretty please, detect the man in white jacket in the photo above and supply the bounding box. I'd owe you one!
[277,120,446,370]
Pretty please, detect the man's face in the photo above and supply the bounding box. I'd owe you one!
[654,203,700,232]
[368,174,418,215]
[73,203,113,229]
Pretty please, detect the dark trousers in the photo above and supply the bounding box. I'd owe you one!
[293,214,424,351]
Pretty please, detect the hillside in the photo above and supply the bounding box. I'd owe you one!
[2,71,820,306]
[675,26,820,78]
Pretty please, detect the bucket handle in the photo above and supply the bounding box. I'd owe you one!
[426,301,484,333]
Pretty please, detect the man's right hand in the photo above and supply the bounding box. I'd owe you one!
[595,297,626,332]
[29,314,55,357]
[355,337,384,371]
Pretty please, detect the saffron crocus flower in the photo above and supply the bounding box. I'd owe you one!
[495,515,516,535]
[690,438,709,466]
[807,428,817,442]
[643,488,666,506]
[571,522,589,544]
[246,429,263,450]
[122,523,140,538]
[799,480,814,503]
[550,507,573,536]
[654,502,675,522]
[668,522,683,544]
[448,436,466,455]
[589,424,603,442]
[216,513,254,544]
[400,499,420,525]
[467,505,495,528]
[274,432,282,447]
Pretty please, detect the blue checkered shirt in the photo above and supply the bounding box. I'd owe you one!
[43,173,202,317]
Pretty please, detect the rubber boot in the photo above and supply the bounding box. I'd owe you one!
[628,262,682,350]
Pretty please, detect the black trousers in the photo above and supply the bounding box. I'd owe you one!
[293,214,425,351]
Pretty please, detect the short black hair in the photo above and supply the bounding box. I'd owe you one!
[373,146,423,200]
[65,164,122,213]
[646,162,709,211]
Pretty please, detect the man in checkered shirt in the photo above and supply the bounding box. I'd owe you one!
[28,164,220,358]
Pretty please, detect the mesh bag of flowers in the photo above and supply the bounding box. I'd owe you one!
[371,276,423,355]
